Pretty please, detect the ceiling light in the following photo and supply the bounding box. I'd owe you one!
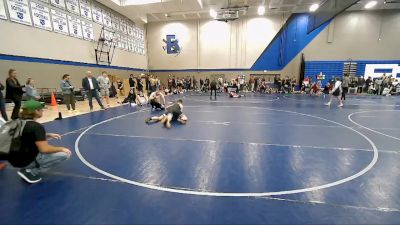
[365,1,377,9]
[257,6,265,15]
[309,3,319,12]
[164,13,168,17]
[209,9,217,19]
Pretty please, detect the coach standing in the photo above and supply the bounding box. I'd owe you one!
[82,71,105,111]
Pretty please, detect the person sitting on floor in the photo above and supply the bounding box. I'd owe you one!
[145,99,187,129]
[121,88,140,106]
[148,91,165,111]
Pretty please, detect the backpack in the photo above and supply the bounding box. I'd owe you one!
[0,119,27,161]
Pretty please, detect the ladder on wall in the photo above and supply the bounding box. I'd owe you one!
[95,26,117,66]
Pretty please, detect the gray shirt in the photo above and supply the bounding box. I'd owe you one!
[97,76,111,90]
[25,85,38,99]
[342,76,350,88]
[60,80,74,94]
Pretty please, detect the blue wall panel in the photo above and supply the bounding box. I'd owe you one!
[305,60,400,85]
[251,14,331,71]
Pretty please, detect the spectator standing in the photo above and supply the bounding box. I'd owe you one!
[60,74,77,112]
[97,71,111,108]
[6,69,24,120]
[341,74,350,100]
[0,81,8,121]
[129,74,136,90]
[365,76,372,93]
[357,76,365,94]
[82,71,105,111]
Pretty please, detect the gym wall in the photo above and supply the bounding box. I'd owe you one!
[0,0,147,89]
[147,14,288,70]
[149,9,400,83]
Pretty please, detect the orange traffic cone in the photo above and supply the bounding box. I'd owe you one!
[50,92,57,106]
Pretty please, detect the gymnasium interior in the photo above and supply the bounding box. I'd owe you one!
[0,0,400,224]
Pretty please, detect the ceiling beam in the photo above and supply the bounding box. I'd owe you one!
[149,13,161,21]
[197,12,201,18]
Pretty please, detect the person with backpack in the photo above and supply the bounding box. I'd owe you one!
[1,100,71,183]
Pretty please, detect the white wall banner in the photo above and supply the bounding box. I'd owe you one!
[120,20,127,34]
[51,9,68,35]
[133,39,138,54]
[364,64,400,79]
[7,0,32,25]
[128,37,133,52]
[68,15,82,38]
[91,4,102,24]
[111,15,119,31]
[50,0,65,9]
[127,24,134,37]
[79,0,91,20]
[121,35,128,50]
[103,29,112,45]
[113,33,121,49]
[37,0,49,3]
[30,2,52,31]
[0,0,8,20]
[139,29,144,40]
[65,0,79,15]
[133,27,138,39]
[102,10,111,28]
[81,20,93,41]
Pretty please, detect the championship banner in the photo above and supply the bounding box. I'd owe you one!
[127,24,134,37]
[67,15,82,38]
[133,39,138,54]
[50,0,65,9]
[127,37,133,52]
[81,20,93,41]
[140,42,145,55]
[113,33,121,49]
[0,0,7,20]
[120,20,127,34]
[91,4,102,24]
[102,10,111,28]
[7,0,32,25]
[103,29,112,45]
[30,2,52,31]
[65,0,79,15]
[79,0,91,20]
[121,35,128,50]
[111,14,119,31]
[51,9,68,35]
[139,28,144,40]
[133,27,138,39]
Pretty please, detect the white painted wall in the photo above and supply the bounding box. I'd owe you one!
[302,9,400,60]
[0,1,147,69]
[147,15,286,70]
